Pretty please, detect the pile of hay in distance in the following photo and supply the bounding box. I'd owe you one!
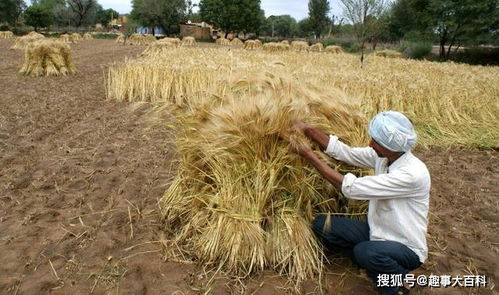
[59,33,77,44]
[325,45,343,54]
[216,37,230,45]
[374,49,404,58]
[263,42,290,52]
[71,33,81,42]
[10,31,44,50]
[230,37,243,47]
[116,34,125,44]
[0,31,14,39]
[181,36,196,46]
[309,43,324,52]
[19,39,76,77]
[141,40,179,56]
[291,41,309,52]
[127,33,156,46]
[83,32,93,40]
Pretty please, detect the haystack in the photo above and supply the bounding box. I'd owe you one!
[116,35,125,44]
[374,49,404,58]
[181,36,196,46]
[281,40,289,45]
[309,43,324,52]
[244,39,262,50]
[19,40,76,77]
[230,37,243,47]
[127,34,156,46]
[59,33,77,44]
[263,42,290,52]
[11,31,44,50]
[0,31,14,39]
[216,37,230,45]
[142,40,178,56]
[71,33,81,42]
[325,45,343,54]
[161,37,181,47]
[83,33,93,40]
[291,41,309,52]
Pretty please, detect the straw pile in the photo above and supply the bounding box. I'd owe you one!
[10,31,44,50]
[116,35,125,44]
[59,33,77,44]
[309,43,324,52]
[0,31,14,39]
[230,37,243,47]
[374,49,404,58]
[83,33,93,40]
[216,37,230,45]
[244,39,262,50]
[281,40,289,45]
[142,40,178,56]
[127,33,156,46]
[71,33,81,42]
[263,42,290,52]
[181,36,196,46]
[19,39,76,77]
[325,45,343,54]
[291,41,309,52]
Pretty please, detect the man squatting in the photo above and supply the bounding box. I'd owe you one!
[292,111,430,295]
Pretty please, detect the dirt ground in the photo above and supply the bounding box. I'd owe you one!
[0,39,497,295]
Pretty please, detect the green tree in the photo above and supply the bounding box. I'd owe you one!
[297,17,313,37]
[0,0,26,27]
[96,6,119,27]
[199,0,263,36]
[308,0,330,38]
[340,0,388,64]
[131,0,186,35]
[264,15,298,38]
[67,0,98,27]
[24,4,53,31]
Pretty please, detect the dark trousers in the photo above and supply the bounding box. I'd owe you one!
[313,215,422,295]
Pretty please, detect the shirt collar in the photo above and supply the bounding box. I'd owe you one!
[388,151,412,172]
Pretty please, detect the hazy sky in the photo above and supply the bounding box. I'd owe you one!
[98,0,344,21]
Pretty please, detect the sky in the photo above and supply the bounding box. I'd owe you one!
[97,0,344,21]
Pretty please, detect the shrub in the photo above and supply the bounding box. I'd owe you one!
[400,41,432,59]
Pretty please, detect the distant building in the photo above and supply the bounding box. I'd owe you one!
[109,15,128,30]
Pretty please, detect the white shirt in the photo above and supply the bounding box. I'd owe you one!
[325,135,431,263]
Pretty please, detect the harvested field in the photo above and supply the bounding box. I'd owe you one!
[0,39,497,294]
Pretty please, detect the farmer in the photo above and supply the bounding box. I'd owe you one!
[292,111,430,295]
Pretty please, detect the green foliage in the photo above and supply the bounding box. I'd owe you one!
[308,0,330,38]
[92,33,120,39]
[131,0,186,35]
[321,37,338,46]
[297,18,313,37]
[0,0,26,26]
[199,0,263,34]
[24,4,53,31]
[261,15,298,37]
[399,41,432,59]
[96,7,119,27]
[67,0,98,27]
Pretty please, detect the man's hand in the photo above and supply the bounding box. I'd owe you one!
[292,120,308,133]
[295,142,313,158]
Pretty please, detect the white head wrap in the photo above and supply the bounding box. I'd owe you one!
[368,111,417,152]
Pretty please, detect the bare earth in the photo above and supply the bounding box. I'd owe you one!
[0,39,497,295]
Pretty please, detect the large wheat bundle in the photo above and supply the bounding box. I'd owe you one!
[142,40,178,56]
[83,32,93,40]
[291,41,309,52]
[309,43,324,52]
[216,37,230,45]
[10,31,44,50]
[230,37,243,47]
[325,45,343,54]
[71,33,81,42]
[263,42,290,52]
[59,33,78,44]
[127,33,155,46]
[0,31,14,39]
[181,36,196,46]
[19,40,76,77]
[116,35,125,44]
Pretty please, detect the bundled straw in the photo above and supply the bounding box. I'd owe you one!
[291,41,309,52]
[10,31,44,50]
[59,33,77,44]
[0,31,14,39]
[142,40,178,56]
[19,39,76,77]
[181,36,196,46]
[116,35,125,44]
[71,33,81,42]
[127,33,156,46]
[230,37,243,47]
[263,42,290,52]
[83,32,93,40]
[244,39,262,50]
[325,45,343,54]
[374,49,404,58]
[309,43,324,52]
[216,37,230,45]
